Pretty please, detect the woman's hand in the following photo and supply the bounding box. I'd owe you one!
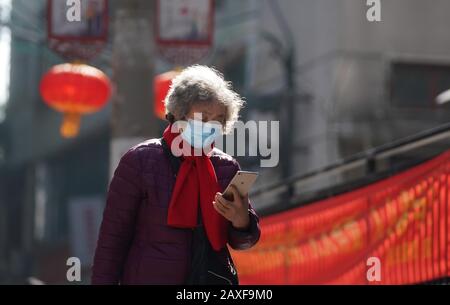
[213,185,250,230]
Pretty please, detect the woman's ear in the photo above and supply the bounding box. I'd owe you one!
[165,113,175,123]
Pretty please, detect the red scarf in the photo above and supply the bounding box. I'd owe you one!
[163,123,228,251]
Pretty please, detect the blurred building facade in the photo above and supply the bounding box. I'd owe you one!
[243,0,450,208]
[0,0,113,283]
[0,0,259,284]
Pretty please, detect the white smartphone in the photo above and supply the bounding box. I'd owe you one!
[222,171,259,200]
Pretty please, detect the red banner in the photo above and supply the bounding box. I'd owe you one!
[231,150,450,284]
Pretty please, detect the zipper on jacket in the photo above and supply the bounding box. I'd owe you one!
[207,270,233,285]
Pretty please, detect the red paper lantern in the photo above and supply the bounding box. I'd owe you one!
[153,70,180,120]
[40,63,112,138]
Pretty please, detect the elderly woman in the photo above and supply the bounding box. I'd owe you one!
[92,65,260,285]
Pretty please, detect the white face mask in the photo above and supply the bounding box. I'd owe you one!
[181,119,222,149]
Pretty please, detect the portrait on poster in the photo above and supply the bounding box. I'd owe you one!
[157,0,212,43]
[49,0,108,40]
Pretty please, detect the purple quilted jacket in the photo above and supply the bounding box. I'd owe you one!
[91,138,261,285]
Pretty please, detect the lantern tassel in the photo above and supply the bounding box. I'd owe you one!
[60,112,81,138]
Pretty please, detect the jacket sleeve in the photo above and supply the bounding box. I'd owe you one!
[227,160,261,250]
[228,201,261,250]
[91,147,144,285]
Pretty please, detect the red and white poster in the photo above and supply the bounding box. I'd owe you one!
[155,0,214,65]
[48,0,107,40]
[47,0,108,60]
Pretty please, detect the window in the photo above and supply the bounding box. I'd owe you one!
[391,62,450,109]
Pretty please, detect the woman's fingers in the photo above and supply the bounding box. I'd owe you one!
[216,197,230,211]
[213,201,228,217]
[215,193,233,208]
[228,185,242,207]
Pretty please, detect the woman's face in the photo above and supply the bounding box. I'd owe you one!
[185,101,226,126]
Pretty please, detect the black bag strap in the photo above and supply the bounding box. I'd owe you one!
[160,137,182,176]
[160,137,238,285]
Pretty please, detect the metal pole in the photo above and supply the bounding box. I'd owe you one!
[109,0,158,178]
[281,48,296,201]
[267,1,297,203]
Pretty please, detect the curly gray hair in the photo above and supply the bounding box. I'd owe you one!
[164,65,244,134]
